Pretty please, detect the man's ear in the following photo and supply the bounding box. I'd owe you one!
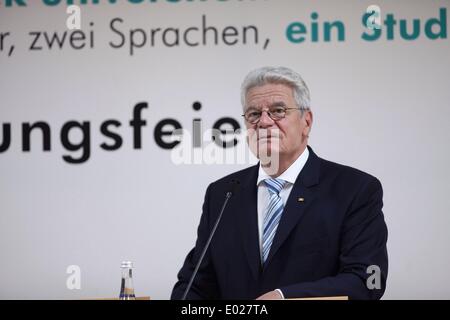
[303,110,313,137]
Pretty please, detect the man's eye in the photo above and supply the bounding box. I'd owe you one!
[272,107,285,115]
[248,111,260,117]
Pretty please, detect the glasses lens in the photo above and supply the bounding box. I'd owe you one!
[245,110,261,123]
[269,106,286,120]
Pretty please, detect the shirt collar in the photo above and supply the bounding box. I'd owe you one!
[257,147,310,186]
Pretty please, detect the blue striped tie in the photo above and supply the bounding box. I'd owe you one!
[262,178,287,263]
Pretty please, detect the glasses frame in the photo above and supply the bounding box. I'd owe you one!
[241,106,302,124]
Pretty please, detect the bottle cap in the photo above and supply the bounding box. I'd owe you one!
[121,261,133,268]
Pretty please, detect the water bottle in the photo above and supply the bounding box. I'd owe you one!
[119,261,136,300]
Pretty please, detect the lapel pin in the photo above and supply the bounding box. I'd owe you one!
[297,197,305,203]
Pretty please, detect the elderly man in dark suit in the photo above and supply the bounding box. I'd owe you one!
[171,66,388,300]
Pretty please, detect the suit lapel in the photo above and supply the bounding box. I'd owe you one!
[235,165,261,281]
[264,146,321,266]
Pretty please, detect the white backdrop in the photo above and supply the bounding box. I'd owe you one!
[1,0,450,299]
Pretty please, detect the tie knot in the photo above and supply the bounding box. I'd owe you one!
[264,178,286,195]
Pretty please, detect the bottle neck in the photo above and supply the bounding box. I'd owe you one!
[122,267,133,280]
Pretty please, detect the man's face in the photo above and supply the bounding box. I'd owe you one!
[244,83,312,165]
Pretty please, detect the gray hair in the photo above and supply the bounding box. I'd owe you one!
[241,66,311,111]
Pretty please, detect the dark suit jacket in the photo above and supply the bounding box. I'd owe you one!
[171,146,388,300]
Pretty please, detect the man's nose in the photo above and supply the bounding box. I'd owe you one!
[257,111,275,128]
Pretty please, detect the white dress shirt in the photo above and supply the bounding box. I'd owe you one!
[256,147,309,298]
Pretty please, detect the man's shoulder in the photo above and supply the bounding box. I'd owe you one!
[207,165,257,191]
[214,165,258,184]
[318,156,382,189]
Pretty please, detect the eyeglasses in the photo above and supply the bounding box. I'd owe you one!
[242,106,302,124]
